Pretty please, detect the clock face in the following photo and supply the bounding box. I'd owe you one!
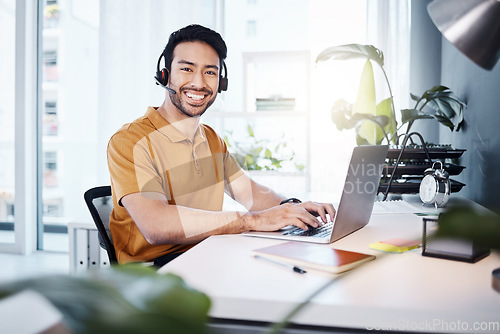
[420,175,437,204]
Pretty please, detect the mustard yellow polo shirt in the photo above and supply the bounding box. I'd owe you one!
[107,106,244,263]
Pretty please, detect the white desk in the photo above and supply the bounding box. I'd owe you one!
[158,201,500,333]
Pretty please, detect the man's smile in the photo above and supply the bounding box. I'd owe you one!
[183,89,212,106]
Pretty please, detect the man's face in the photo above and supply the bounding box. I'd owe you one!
[167,41,220,118]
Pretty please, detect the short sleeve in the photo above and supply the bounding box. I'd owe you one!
[107,128,164,205]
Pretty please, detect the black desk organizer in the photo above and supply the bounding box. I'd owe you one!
[379,132,466,200]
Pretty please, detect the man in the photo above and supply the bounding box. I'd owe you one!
[107,24,335,266]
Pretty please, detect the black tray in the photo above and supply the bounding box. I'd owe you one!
[382,163,465,176]
[378,178,466,194]
[386,146,466,160]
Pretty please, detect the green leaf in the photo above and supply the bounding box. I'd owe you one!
[411,85,466,132]
[438,206,500,250]
[316,44,384,68]
[0,266,212,334]
[331,96,392,144]
[265,148,272,159]
[401,108,433,124]
[331,99,353,131]
[244,154,255,167]
[353,60,378,144]
[249,146,263,157]
[223,135,231,147]
[427,85,449,93]
[356,135,370,146]
[247,125,255,137]
[351,114,389,129]
[410,93,420,102]
[376,97,396,143]
[433,114,455,131]
[272,161,282,169]
[295,163,305,171]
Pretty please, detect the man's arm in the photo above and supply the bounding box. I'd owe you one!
[227,171,285,211]
[121,191,329,245]
[121,172,336,246]
[228,172,336,228]
[121,192,246,245]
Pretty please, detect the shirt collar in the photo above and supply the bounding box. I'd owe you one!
[145,106,207,144]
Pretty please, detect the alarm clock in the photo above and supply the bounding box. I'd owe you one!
[419,161,451,208]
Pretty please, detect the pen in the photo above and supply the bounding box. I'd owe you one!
[254,255,307,274]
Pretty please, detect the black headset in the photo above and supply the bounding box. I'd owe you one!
[154,52,228,93]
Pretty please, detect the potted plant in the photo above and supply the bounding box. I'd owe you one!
[224,124,306,194]
[224,124,305,172]
[315,44,466,145]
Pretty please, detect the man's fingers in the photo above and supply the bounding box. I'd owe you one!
[298,201,336,224]
[295,208,321,228]
[257,202,336,232]
[316,206,327,224]
[326,203,336,220]
[282,204,320,229]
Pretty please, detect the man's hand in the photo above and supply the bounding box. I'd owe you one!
[297,201,336,224]
[243,201,336,232]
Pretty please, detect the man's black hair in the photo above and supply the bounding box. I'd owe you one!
[162,24,227,71]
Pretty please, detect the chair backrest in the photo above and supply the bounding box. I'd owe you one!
[84,186,117,264]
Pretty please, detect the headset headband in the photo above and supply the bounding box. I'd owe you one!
[155,52,228,93]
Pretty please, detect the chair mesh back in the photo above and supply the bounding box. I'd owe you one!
[93,196,113,249]
[84,186,117,263]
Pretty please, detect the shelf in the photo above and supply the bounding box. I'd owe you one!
[383,162,465,176]
[382,140,466,196]
[379,178,466,194]
[386,146,466,160]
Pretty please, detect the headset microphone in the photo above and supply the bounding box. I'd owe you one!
[154,76,176,94]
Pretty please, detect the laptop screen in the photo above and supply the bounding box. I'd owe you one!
[330,145,389,242]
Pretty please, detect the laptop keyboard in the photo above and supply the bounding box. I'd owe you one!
[282,221,334,238]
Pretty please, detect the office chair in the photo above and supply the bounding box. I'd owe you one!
[84,185,118,264]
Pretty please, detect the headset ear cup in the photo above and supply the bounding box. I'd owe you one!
[155,68,169,87]
[155,70,161,85]
[155,70,166,86]
[161,68,169,86]
[218,77,228,93]
[218,61,228,93]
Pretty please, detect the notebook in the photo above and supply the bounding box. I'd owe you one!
[252,241,375,274]
[243,145,389,244]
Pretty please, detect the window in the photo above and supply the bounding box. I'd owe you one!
[0,0,16,246]
[209,0,368,201]
[43,101,58,136]
[39,0,100,250]
[42,50,58,81]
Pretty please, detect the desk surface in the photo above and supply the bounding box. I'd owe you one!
[159,199,500,333]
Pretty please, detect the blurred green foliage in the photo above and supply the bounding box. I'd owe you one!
[0,264,212,334]
[438,206,500,250]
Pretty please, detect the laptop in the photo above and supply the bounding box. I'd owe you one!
[243,145,389,244]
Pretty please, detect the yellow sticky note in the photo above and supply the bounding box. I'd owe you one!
[369,239,420,253]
